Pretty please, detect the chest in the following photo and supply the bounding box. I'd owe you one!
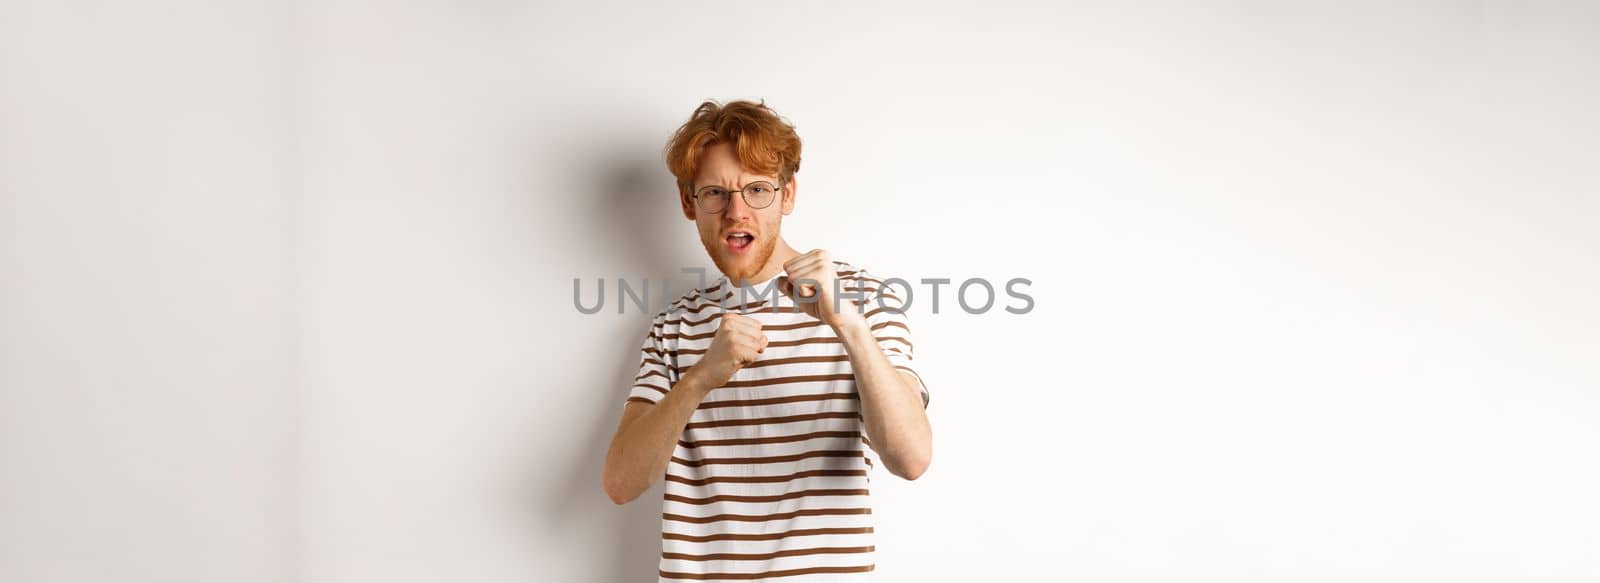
[673,311,861,435]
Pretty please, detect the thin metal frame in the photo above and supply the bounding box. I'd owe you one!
[692,181,783,213]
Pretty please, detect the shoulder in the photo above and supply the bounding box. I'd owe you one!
[828,258,913,315]
[830,259,908,303]
[830,259,898,290]
[652,278,728,324]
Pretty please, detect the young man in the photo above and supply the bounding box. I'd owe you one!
[602,100,932,581]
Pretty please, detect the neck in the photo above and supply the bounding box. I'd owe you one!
[735,238,801,285]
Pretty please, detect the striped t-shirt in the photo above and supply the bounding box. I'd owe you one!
[625,260,929,582]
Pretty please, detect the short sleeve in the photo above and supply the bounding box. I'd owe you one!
[853,269,929,409]
[625,316,672,405]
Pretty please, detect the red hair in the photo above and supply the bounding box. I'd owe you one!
[664,99,803,196]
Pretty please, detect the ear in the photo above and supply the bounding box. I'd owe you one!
[679,185,697,221]
[780,176,797,216]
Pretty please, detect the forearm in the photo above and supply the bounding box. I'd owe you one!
[603,369,713,504]
[835,319,932,480]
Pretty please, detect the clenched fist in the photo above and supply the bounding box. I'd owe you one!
[693,312,768,388]
[778,249,866,329]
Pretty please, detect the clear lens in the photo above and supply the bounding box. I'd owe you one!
[696,186,730,213]
[744,181,777,209]
[694,182,779,213]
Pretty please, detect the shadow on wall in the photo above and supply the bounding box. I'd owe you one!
[533,132,703,583]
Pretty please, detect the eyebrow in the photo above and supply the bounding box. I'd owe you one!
[696,177,775,188]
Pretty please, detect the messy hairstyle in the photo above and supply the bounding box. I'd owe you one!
[664,99,803,197]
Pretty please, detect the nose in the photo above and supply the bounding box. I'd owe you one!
[722,187,756,222]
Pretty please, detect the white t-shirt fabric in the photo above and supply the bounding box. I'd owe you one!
[624,260,928,582]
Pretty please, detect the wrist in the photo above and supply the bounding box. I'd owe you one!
[830,311,870,337]
[681,361,726,394]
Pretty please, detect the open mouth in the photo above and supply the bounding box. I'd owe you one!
[724,231,755,253]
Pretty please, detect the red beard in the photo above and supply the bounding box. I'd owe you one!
[704,231,778,284]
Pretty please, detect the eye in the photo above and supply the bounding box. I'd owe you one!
[747,185,772,194]
[700,187,730,198]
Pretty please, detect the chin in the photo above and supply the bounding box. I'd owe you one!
[702,237,774,284]
[697,225,777,283]
[717,258,758,282]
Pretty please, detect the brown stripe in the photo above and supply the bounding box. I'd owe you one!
[663,506,870,524]
[677,289,730,307]
[869,320,908,333]
[671,312,724,328]
[632,383,667,395]
[676,305,810,327]
[679,430,859,449]
[671,450,860,468]
[720,372,853,389]
[672,281,723,305]
[664,468,866,486]
[841,288,901,303]
[665,285,723,311]
[660,565,874,580]
[662,336,844,358]
[744,354,851,369]
[838,285,894,296]
[694,280,896,312]
[685,411,858,430]
[682,298,768,315]
[758,319,829,332]
[768,336,842,348]
[675,302,720,317]
[669,315,830,333]
[862,305,905,320]
[842,270,884,283]
[698,391,857,410]
[626,396,657,405]
[659,318,829,342]
[850,274,887,287]
[664,488,868,505]
[681,356,852,376]
[663,545,874,562]
[876,336,913,349]
[671,294,701,310]
[662,526,872,543]
[697,285,891,311]
[635,370,668,382]
[662,329,716,341]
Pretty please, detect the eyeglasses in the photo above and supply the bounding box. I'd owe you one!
[692,181,782,214]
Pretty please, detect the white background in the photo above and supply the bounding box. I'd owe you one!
[3,1,1597,582]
